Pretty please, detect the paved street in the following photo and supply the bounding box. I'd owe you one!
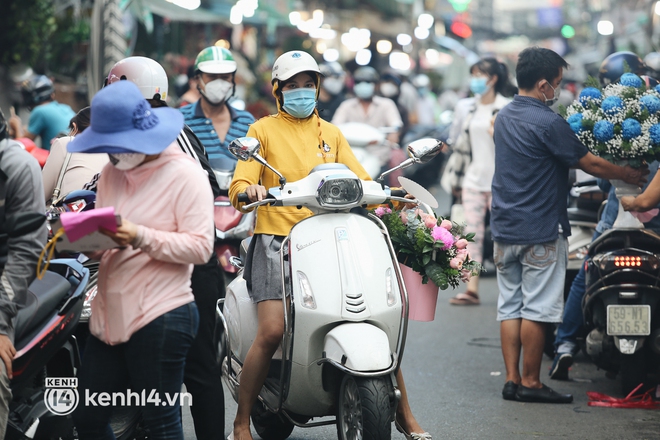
[183,274,660,439]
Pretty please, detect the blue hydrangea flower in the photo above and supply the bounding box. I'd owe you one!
[567,113,583,133]
[640,95,660,114]
[620,73,643,88]
[655,84,660,95]
[601,96,624,116]
[622,118,642,140]
[650,124,660,144]
[578,87,602,106]
[593,120,615,142]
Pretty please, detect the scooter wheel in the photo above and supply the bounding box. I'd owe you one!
[337,374,392,440]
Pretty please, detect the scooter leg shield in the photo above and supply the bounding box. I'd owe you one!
[323,323,393,372]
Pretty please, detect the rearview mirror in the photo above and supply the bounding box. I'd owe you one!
[407,138,444,164]
[229,137,261,162]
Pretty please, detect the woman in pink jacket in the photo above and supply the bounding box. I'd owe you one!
[68,81,214,439]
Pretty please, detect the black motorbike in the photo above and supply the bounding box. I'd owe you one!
[582,228,660,394]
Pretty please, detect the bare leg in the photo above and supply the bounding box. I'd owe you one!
[395,368,425,434]
[520,319,545,389]
[500,318,522,385]
[467,276,479,295]
[232,300,284,440]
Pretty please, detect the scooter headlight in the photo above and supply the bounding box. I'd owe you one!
[316,176,363,208]
[297,271,317,310]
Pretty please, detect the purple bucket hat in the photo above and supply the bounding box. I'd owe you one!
[68,80,183,154]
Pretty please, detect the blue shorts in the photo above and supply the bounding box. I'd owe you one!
[494,238,567,323]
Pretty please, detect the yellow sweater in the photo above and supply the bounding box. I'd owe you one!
[229,111,371,236]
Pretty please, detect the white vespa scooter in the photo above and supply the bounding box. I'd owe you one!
[217,137,443,440]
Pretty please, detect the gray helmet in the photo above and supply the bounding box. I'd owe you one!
[21,75,54,107]
[353,66,379,83]
[320,62,345,78]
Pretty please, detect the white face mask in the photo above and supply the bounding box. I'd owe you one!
[322,77,344,95]
[380,82,399,98]
[542,82,561,107]
[108,153,146,170]
[201,78,233,104]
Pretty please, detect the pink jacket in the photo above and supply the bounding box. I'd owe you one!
[91,144,214,345]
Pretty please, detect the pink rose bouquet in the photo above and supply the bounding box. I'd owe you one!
[372,205,482,289]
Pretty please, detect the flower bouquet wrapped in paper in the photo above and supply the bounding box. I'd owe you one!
[372,205,482,290]
[562,73,660,167]
[562,73,660,228]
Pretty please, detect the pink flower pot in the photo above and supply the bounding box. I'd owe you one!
[399,263,439,322]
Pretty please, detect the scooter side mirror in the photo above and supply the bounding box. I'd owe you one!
[229,137,262,162]
[406,138,444,164]
[228,137,288,188]
[4,212,46,238]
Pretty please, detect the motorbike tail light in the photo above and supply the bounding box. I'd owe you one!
[614,256,642,267]
[316,176,363,208]
[296,271,317,310]
[597,254,659,271]
[386,267,396,307]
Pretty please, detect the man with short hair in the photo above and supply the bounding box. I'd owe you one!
[180,47,255,168]
[0,109,47,437]
[492,46,648,403]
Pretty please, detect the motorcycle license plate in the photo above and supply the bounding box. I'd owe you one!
[606,305,651,336]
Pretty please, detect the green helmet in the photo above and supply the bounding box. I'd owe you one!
[194,47,237,74]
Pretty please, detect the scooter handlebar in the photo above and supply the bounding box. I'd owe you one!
[237,193,250,203]
[390,189,407,198]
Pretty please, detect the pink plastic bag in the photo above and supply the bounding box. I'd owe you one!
[630,208,659,223]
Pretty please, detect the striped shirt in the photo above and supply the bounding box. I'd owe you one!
[491,95,589,244]
[179,100,254,168]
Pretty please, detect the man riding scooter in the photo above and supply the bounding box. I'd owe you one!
[0,109,48,438]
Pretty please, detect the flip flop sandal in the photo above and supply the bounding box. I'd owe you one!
[449,291,480,305]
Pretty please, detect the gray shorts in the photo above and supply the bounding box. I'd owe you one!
[494,237,568,323]
[243,234,288,303]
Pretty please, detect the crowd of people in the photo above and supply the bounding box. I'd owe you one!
[2,42,660,439]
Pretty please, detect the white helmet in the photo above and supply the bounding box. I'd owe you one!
[271,51,320,84]
[107,56,169,101]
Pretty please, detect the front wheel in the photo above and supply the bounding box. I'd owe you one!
[337,375,392,440]
[620,349,647,395]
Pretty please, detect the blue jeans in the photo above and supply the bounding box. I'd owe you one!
[554,230,602,353]
[73,303,199,440]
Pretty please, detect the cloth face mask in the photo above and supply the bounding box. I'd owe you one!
[108,153,147,170]
[543,83,561,107]
[354,82,375,99]
[380,82,399,98]
[282,88,317,119]
[322,77,344,95]
[202,78,233,104]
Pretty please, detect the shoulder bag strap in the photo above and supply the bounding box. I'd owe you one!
[51,152,73,202]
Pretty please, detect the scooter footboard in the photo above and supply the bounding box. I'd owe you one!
[320,323,396,374]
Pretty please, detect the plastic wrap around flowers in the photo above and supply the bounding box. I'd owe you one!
[561,73,660,167]
[372,205,482,289]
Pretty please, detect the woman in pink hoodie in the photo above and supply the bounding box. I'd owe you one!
[67,81,214,439]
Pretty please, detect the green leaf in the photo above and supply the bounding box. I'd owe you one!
[422,253,431,266]
[425,264,449,290]
[584,76,601,89]
[465,232,476,241]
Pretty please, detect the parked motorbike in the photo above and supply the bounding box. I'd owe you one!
[581,226,660,394]
[217,136,443,439]
[212,156,255,280]
[336,122,388,180]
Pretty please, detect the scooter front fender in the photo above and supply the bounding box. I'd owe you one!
[322,323,394,373]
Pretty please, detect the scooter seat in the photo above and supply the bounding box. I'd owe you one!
[14,271,71,347]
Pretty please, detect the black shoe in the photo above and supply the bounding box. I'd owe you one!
[515,384,573,403]
[502,381,518,401]
[549,353,573,380]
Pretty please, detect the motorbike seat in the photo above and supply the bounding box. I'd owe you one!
[567,207,598,223]
[14,271,71,347]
